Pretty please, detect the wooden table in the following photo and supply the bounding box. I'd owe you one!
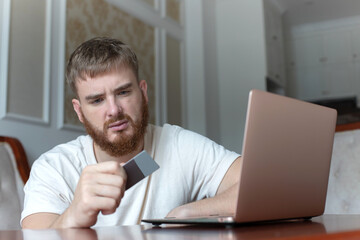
[3,215,360,239]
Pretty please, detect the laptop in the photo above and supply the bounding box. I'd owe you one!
[142,89,337,225]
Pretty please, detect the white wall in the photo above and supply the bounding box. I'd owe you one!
[1,0,267,164]
[181,0,268,153]
[283,0,360,28]
[210,0,267,153]
[202,0,221,144]
[184,0,207,136]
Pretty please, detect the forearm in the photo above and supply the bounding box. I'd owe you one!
[49,208,79,229]
[166,183,239,218]
[22,205,99,229]
[22,212,61,229]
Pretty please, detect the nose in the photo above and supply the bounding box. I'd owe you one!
[107,97,122,117]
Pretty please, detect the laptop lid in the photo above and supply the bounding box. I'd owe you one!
[234,89,337,223]
[142,89,337,225]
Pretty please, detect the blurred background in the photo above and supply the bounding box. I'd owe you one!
[1,0,358,164]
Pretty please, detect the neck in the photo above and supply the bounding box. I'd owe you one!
[93,139,144,164]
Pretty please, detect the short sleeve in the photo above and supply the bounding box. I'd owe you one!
[21,158,74,224]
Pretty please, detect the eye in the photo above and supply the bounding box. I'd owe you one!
[91,98,104,105]
[117,90,130,96]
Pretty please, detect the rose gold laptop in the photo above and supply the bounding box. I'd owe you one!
[142,89,337,225]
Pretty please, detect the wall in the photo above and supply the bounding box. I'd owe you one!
[185,0,268,152]
[184,0,206,135]
[203,0,267,153]
[283,0,360,28]
[0,0,267,165]
[0,0,82,165]
[0,0,184,165]
[202,0,220,143]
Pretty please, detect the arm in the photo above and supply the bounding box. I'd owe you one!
[167,156,242,218]
[22,161,127,229]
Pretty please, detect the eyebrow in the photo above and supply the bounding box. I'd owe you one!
[85,93,103,102]
[84,82,134,101]
[113,82,133,93]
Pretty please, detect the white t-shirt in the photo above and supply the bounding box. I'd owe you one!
[21,124,239,227]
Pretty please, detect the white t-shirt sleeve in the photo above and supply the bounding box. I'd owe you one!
[21,136,94,225]
[167,125,240,201]
[21,156,74,223]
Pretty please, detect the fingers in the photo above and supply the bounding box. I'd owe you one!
[69,161,128,227]
[78,195,120,216]
[83,172,125,188]
[92,196,119,215]
[87,161,127,179]
[91,184,124,204]
[81,162,127,198]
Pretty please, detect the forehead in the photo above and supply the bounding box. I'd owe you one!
[75,68,138,97]
[76,69,138,99]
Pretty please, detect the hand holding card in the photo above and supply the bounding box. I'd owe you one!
[122,151,159,190]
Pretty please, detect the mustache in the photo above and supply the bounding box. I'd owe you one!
[103,113,132,130]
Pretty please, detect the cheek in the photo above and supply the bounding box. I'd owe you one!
[84,108,106,126]
[127,102,142,120]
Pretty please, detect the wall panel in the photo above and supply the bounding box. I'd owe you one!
[2,0,51,124]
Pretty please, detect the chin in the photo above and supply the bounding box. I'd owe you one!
[109,131,130,141]
[108,134,121,142]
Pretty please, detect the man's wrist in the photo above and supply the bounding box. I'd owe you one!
[50,208,78,228]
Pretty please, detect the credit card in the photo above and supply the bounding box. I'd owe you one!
[123,150,159,190]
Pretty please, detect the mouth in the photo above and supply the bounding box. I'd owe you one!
[107,120,129,131]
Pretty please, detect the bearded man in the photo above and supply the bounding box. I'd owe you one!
[21,37,241,229]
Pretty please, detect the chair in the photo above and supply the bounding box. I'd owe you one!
[325,129,360,214]
[0,136,30,229]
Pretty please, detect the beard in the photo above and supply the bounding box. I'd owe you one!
[82,94,149,157]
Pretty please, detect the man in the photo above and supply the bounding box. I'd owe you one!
[21,37,241,229]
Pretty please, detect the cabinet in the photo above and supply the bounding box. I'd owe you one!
[264,0,286,88]
[287,28,358,102]
[351,29,360,106]
[289,35,323,68]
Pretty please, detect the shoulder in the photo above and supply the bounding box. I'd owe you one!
[162,124,210,143]
[160,124,240,158]
[32,135,93,170]
[147,124,163,138]
[162,124,198,137]
[154,124,217,158]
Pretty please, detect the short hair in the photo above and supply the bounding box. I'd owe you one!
[66,37,139,95]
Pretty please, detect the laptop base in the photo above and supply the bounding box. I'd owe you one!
[141,216,314,226]
[142,216,236,226]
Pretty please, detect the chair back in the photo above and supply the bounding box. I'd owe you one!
[0,136,30,229]
[325,130,360,214]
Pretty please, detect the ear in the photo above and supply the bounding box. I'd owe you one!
[139,80,148,103]
[72,98,84,123]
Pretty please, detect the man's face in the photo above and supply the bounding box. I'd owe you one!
[72,67,149,157]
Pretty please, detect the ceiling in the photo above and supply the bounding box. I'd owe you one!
[272,0,329,12]
[270,0,360,26]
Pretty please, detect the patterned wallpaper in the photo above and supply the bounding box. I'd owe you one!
[167,0,180,24]
[65,0,155,126]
